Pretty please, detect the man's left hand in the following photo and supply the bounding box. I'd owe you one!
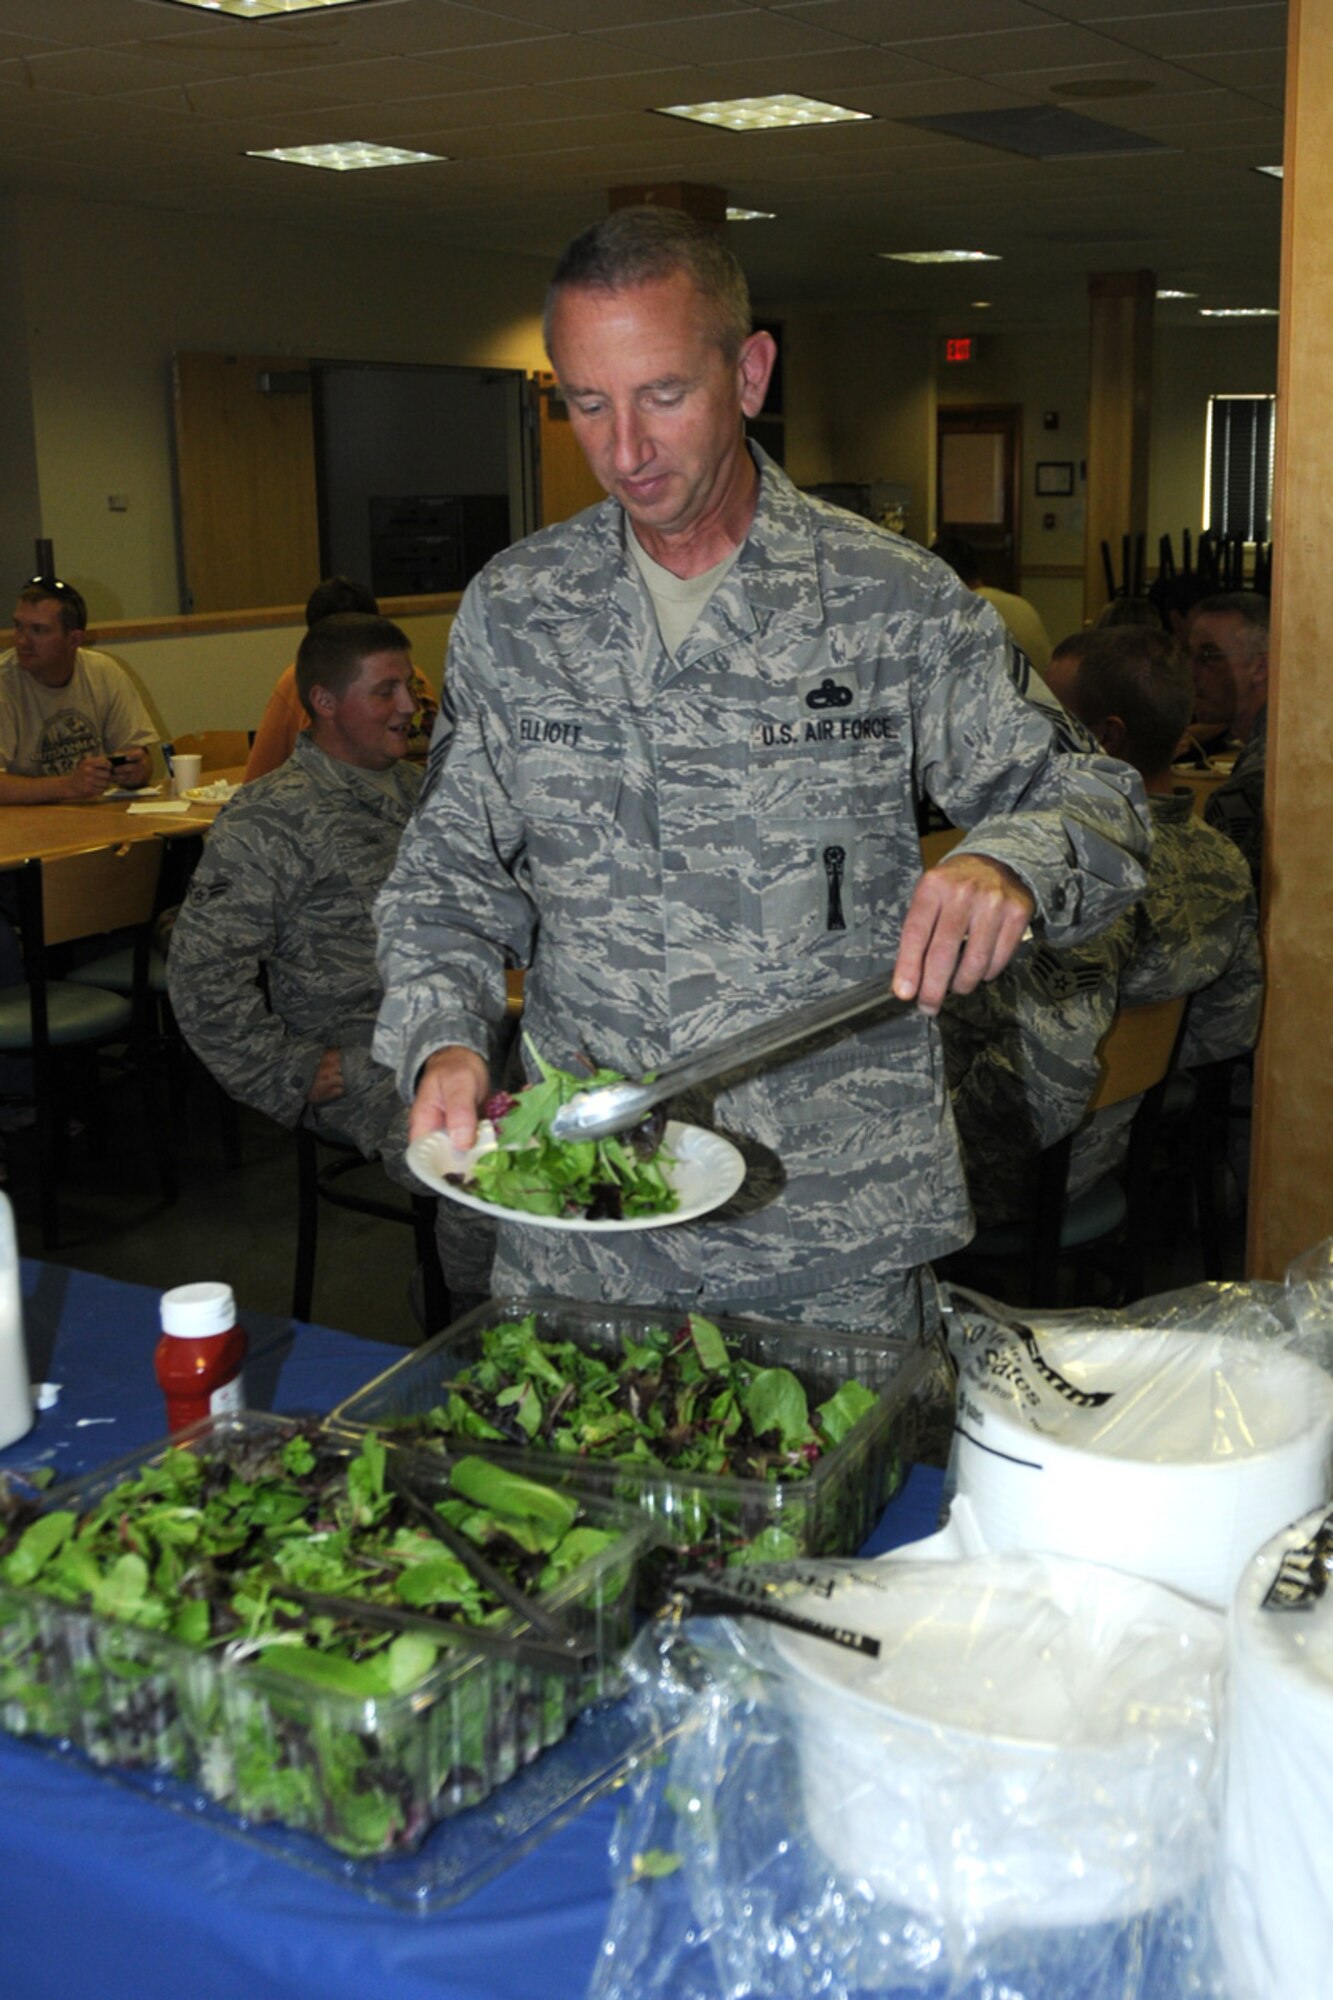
[110,746,152,791]
[892,854,1035,1016]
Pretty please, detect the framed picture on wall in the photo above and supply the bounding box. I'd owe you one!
[1035,460,1075,497]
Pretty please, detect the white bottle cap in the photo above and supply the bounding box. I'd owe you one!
[160,1281,237,1339]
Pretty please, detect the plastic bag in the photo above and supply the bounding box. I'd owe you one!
[595,1553,1228,2000]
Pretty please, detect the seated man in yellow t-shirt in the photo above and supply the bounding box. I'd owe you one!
[245,576,437,781]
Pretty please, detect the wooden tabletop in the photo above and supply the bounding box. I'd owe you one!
[0,768,244,870]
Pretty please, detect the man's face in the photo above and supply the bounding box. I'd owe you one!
[320,651,418,770]
[548,270,774,557]
[1188,611,1266,734]
[11,597,82,687]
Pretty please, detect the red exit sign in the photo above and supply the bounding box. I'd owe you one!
[944,335,976,364]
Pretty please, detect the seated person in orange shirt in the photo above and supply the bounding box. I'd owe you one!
[245,576,438,782]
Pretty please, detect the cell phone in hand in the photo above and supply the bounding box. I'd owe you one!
[108,753,136,769]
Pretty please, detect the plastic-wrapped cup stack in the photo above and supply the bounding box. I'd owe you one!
[1224,1503,1333,1999]
[950,1327,1333,1608]
[775,1553,1225,1995]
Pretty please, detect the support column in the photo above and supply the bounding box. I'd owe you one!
[1082,271,1155,621]
[1248,0,1333,1276]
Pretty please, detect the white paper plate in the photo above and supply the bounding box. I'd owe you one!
[405,1118,746,1232]
[185,780,240,803]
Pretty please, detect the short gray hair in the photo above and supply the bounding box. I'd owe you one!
[544,207,751,362]
[1193,590,1270,647]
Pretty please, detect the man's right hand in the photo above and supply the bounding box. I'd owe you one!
[60,756,113,801]
[409,1046,489,1148]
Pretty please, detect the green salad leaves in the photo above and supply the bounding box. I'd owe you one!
[464,1044,678,1222]
[414,1312,880,1484]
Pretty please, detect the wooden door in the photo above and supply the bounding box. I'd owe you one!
[534,372,606,527]
[937,405,1022,592]
[173,352,321,613]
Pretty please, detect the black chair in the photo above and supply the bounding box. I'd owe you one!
[65,830,243,1171]
[293,1123,449,1331]
[944,994,1190,1309]
[1154,1051,1248,1281]
[0,843,176,1249]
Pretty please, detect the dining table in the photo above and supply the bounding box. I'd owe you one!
[0,766,244,870]
[0,1259,946,2000]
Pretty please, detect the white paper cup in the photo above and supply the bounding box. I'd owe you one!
[776,1552,1223,1932]
[171,752,203,795]
[951,1329,1333,1608]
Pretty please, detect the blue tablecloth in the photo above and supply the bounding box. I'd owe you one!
[0,1262,945,2000]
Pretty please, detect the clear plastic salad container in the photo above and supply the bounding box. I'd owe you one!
[331,1296,931,1590]
[0,1412,654,1858]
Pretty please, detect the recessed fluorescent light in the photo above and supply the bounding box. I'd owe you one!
[1198,306,1278,318]
[657,95,871,132]
[1157,288,1197,300]
[971,300,993,309]
[727,207,776,221]
[165,0,371,15]
[882,250,1000,265]
[246,142,446,171]
[1254,164,1284,179]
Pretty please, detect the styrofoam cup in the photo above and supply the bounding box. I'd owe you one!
[171,752,202,795]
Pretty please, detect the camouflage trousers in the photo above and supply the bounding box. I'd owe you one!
[487,1243,938,1347]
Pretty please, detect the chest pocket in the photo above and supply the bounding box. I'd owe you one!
[510,712,623,888]
[746,715,906,954]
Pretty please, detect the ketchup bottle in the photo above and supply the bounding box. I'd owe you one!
[154,1281,247,1433]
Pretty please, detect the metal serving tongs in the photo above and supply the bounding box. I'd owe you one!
[548,973,908,1144]
[283,1461,598,1678]
[385,1460,598,1674]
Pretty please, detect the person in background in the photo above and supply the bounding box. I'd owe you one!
[0,577,156,803]
[944,625,1261,1227]
[1148,570,1212,644]
[1187,590,1269,892]
[1092,594,1163,631]
[244,576,439,782]
[372,206,1150,1341]
[169,613,493,1317]
[1042,627,1093,714]
[930,533,1054,673]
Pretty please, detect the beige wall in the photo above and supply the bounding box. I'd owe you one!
[937,326,1089,644]
[773,307,937,547]
[2,189,1280,738]
[8,191,551,623]
[97,608,456,748]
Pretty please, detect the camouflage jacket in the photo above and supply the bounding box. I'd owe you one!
[945,786,1262,1225]
[1205,705,1266,892]
[169,733,421,1132]
[374,448,1150,1303]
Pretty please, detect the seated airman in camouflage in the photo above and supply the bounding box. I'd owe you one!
[943,625,1262,1227]
[168,613,493,1307]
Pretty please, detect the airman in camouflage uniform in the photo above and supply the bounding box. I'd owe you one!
[372,210,1151,1334]
[168,616,495,1310]
[944,627,1261,1225]
[169,729,421,1166]
[1188,592,1269,893]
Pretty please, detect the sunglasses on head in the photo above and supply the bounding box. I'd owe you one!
[21,576,87,628]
